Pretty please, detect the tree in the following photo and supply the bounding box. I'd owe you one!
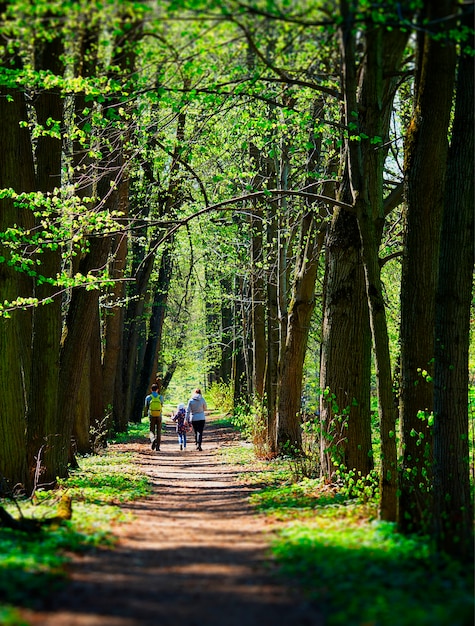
[433,3,474,560]
[25,9,64,488]
[320,4,408,518]
[399,0,458,533]
[0,8,36,492]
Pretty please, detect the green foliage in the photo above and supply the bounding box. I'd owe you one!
[284,417,321,481]
[271,519,473,626]
[228,402,255,440]
[0,443,152,615]
[249,460,473,626]
[217,441,256,467]
[54,447,152,503]
[336,467,380,502]
[0,605,28,626]
[111,418,149,442]
[250,478,347,517]
[207,381,234,414]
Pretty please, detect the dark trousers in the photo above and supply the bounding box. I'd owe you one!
[150,416,162,447]
[192,420,205,447]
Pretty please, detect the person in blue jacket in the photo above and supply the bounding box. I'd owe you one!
[185,388,207,451]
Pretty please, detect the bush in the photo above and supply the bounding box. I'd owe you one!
[207,381,234,414]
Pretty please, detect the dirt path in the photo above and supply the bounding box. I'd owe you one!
[20,417,324,626]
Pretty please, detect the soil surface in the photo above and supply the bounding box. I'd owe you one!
[20,416,324,626]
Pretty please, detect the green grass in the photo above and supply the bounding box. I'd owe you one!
[1,417,473,626]
[0,443,152,622]
[250,473,474,626]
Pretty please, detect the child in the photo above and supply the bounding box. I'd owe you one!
[172,403,188,450]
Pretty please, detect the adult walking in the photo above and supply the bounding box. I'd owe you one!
[144,383,164,451]
[186,388,207,451]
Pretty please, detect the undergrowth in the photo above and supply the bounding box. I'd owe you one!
[1,417,473,626]
[0,430,152,626]
[250,468,474,626]
[222,405,474,625]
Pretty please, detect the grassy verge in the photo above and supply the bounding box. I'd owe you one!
[0,422,152,626]
[246,458,473,626]
[219,414,473,625]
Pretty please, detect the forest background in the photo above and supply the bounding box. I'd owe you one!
[0,0,473,563]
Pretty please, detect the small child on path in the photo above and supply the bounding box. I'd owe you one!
[172,403,189,450]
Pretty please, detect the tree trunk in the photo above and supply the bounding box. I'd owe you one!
[219,277,234,383]
[399,0,457,533]
[56,235,112,477]
[0,62,35,494]
[276,99,327,454]
[26,30,64,491]
[320,205,372,478]
[266,210,279,453]
[433,16,474,560]
[337,5,410,517]
[249,144,267,401]
[102,232,128,432]
[277,221,324,452]
[346,24,407,521]
[73,344,92,455]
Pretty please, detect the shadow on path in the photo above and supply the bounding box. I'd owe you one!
[21,417,324,626]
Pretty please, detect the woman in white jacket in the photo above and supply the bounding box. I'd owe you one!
[185,388,208,451]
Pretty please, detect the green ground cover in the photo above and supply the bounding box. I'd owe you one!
[0,425,152,626]
[250,479,473,626]
[1,416,473,626]
[220,435,474,626]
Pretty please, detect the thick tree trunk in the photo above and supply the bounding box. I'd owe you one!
[320,206,372,478]
[26,31,64,491]
[102,232,128,432]
[73,344,92,455]
[0,73,35,494]
[399,0,457,533]
[337,7,410,517]
[56,235,112,477]
[277,221,324,452]
[132,246,173,421]
[433,20,474,560]
[346,25,407,521]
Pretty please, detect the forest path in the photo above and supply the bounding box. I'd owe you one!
[20,415,324,626]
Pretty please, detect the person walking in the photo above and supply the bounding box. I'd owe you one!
[172,403,188,450]
[186,388,207,451]
[144,383,164,451]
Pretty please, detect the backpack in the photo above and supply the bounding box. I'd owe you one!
[149,394,162,417]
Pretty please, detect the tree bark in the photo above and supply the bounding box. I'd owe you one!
[277,221,324,452]
[56,235,112,477]
[26,29,64,491]
[336,4,410,518]
[399,0,457,533]
[0,50,35,493]
[433,12,474,560]
[320,205,372,477]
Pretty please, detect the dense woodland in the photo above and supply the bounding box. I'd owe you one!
[0,0,473,561]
